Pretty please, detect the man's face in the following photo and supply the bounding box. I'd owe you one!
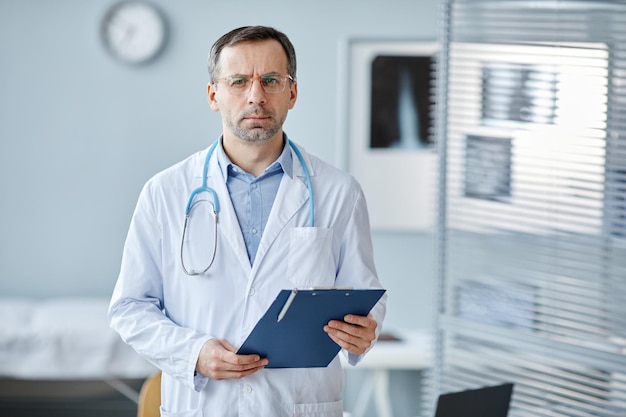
[207,39,297,144]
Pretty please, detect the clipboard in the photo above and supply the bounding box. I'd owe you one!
[237,288,386,368]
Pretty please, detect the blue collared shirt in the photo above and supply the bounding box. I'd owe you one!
[216,139,293,265]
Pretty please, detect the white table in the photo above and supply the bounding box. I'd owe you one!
[341,330,432,417]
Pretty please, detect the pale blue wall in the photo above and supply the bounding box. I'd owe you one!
[0,0,439,333]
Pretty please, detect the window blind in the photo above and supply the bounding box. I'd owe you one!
[432,1,626,416]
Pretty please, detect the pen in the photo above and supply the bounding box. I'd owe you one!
[277,289,298,322]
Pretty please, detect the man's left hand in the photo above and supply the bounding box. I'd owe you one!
[324,313,378,355]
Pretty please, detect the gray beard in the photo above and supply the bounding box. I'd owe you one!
[231,123,280,143]
[228,106,285,143]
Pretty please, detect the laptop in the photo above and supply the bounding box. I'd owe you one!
[434,383,514,417]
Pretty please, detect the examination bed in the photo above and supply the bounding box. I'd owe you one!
[0,297,156,412]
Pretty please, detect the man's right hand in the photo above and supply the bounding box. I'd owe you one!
[195,338,268,380]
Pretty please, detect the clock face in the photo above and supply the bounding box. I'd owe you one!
[101,2,166,64]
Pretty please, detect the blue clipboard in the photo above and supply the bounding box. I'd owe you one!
[237,288,386,368]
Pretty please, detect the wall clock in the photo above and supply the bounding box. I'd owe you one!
[101,2,167,64]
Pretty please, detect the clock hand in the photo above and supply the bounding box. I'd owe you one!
[122,26,136,46]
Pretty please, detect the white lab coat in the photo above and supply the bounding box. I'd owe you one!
[108,140,386,417]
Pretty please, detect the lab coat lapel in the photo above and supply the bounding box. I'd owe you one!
[252,148,313,270]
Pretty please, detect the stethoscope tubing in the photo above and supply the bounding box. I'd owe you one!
[185,140,221,216]
[287,140,314,228]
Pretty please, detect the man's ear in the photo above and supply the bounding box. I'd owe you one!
[288,80,298,110]
[207,82,219,112]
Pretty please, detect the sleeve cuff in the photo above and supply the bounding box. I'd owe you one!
[193,371,210,391]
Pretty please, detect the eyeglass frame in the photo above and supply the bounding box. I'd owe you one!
[213,73,295,95]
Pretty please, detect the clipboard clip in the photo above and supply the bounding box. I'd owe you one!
[276,287,356,322]
[308,286,353,290]
[277,288,298,322]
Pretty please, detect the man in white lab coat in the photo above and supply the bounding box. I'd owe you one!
[108,25,386,417]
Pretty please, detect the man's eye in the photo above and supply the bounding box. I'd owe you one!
[262,76,280,86]
[229,77,249,87]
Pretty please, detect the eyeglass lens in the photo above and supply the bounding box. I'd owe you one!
[224,74,290,95]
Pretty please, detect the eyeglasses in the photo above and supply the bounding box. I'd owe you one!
[215,73,294,95]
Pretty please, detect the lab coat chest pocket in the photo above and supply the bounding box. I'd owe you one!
[287,227,335,288]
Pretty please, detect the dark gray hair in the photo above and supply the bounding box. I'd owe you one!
[207,26,297,82]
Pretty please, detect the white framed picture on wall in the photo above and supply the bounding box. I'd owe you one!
[338,38,438,231]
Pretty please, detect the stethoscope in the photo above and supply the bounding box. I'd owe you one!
[180,139,315,275]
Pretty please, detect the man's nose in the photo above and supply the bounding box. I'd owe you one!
[247,78,267,104]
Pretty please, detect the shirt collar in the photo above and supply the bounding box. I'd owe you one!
[215,136,294,181]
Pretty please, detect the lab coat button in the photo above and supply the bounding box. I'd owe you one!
[243,385,252,394]
[249,288,255,296]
